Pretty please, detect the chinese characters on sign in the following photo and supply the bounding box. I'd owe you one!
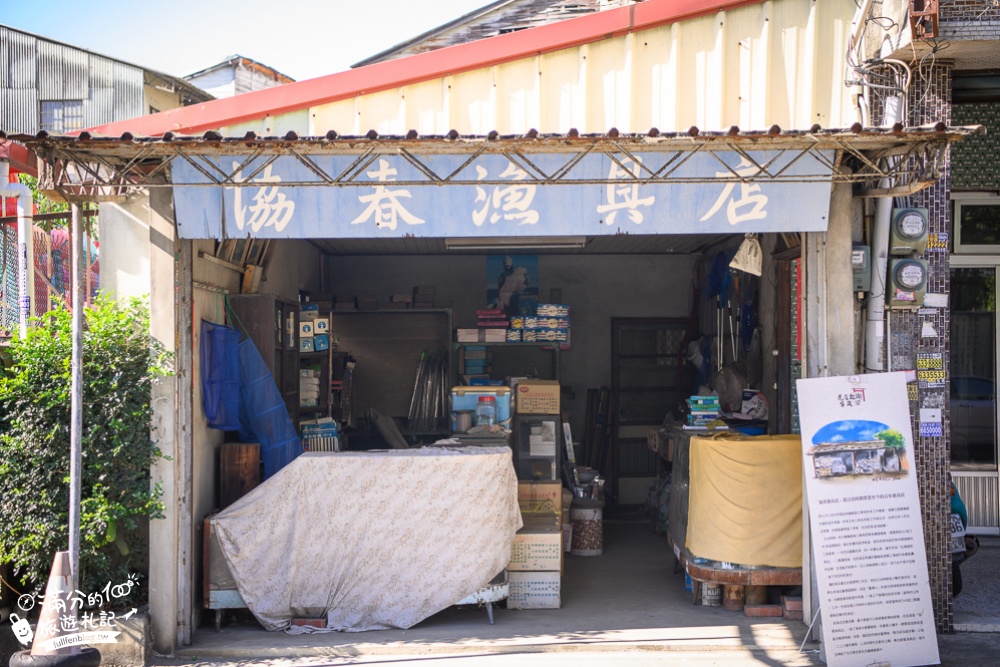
[797,373,939,667]
[699,157,769,225]
[176,149,831,239]
[351,159,424,230]
[474,164,539,226]
[836,389,867,408]
[233,163,296,234]
[596,157,655,225]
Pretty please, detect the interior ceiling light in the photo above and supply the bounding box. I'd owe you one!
[444,236,588,250]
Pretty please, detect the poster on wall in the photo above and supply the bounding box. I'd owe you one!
[796,372,939,667]
[487,255,538,317]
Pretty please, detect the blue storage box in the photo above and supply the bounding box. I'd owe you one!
[314,334,330,351]
[451,386,512,428]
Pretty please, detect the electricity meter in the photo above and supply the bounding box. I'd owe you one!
[887,258,928,307]
[852,244,871,292]
[890,207,929,255]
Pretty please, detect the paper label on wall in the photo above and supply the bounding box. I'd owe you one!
[926,232,948,252]
[921,321,938,338]
[919,422,943,437]
[919,409,941,424]
[923,293,948,308]
[796,372,939,667]
[916,353,943,370]
[915,355,945,389]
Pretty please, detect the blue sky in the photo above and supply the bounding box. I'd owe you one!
[1,0,490,81]
[812,420,891,444]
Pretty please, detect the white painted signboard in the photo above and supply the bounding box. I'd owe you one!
[797,372,939,667]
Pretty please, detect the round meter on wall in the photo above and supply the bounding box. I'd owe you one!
[890,207,929,255]
[896,261,925,289]
[888,258,928,307]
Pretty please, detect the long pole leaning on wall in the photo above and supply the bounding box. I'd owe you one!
[69,203,84,589]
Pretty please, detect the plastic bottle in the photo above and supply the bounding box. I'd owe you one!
[475,395,497,426]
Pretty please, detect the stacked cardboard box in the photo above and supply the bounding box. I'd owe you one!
[462,345,490,376]
[510,304,570,346]
[687,395,721,427]
[509,481,563,609]
[456,328,506,343]
[515,380,560,415]
[477,308,509,329]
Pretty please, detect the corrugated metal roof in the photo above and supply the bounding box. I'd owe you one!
[79,0,777,138]
[354,0,620,67]
[0,23,212,104]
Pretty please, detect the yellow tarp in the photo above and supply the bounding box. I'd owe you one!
[687,434,803,568]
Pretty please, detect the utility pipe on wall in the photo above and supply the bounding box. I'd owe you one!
[0,158,35,338]
[864,92,905,372]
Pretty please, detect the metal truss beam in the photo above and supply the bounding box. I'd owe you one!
[21,130,972,204]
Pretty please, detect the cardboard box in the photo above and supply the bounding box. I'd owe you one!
[313,318,330,334]
[516,380,560,415]
[299,321,315,337]
[509,525,562,572]
[299,337,314,352]
[521,512,560,528]
[508,571,561,609]
[518,481,563,515]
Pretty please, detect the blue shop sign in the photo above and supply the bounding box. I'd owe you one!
[171,150,835,239]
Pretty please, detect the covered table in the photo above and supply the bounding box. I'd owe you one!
[210,446,521,631]
[664,429,803,600]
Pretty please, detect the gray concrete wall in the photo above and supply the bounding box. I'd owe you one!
[99,192,180,653]
[255,241,323,300]
[323,253,700,433]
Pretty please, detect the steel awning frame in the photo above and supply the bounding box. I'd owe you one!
[7,124,984,204]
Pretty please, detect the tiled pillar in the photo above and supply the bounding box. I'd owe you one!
[890,60,953,632]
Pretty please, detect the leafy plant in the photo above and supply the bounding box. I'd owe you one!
[0,297,168,603]
[875,428,905,449]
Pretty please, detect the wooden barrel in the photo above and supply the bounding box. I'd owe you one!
[723,585,746,611]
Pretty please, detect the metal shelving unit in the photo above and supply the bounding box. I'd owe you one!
[452,341,560,386]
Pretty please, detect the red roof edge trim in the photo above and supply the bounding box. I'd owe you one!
[82,0,766,138]
[0,142,38,177]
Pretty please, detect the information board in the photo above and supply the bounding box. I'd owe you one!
[796,372,939,667]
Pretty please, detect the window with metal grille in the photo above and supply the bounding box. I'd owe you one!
[40,100,84,133]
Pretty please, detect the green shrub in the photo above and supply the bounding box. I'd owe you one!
[0,297,168,602]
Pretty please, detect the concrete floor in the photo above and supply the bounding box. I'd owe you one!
[171,517,1000,666]
[952,535,1000,632]
[177,517,820,662]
